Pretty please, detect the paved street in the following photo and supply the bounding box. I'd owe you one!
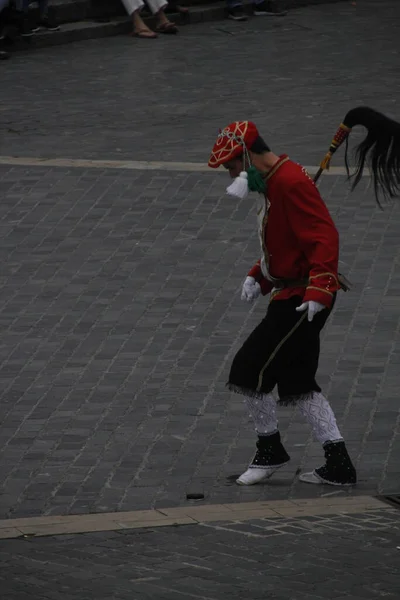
[1,507,400,599]
[1,160,400,518]
[1,0,400,597]
[1,0,399,164]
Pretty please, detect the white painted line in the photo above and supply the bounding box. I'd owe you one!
[0,157,210,171]
[0,156,368,176]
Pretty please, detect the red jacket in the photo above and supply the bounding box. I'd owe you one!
[248,155,340,308]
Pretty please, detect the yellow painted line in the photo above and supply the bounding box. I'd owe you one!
[0,496,390,539]
[0,155,368,176]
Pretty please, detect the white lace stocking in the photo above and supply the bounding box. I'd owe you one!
[298,392,343,445]
[245,393,278,435]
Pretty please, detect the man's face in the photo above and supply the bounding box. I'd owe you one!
[223,158,242,179]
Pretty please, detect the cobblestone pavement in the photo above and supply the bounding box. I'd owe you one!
[0,0,400,522]
[0,0,399,165]
[1,508,400,599]
[0,162,400,519]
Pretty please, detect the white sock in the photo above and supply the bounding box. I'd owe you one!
[245,393,278,436]
[298,392,343,445]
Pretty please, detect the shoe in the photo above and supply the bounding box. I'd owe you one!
[21,19,34,37]
[228,6,248,21]
[299,441,357,486]
[0,50,10,60]
[236,432,290,485]
[32,16,60,32]
[253,1,287,16]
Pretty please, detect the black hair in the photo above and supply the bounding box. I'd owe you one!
[250,136,271,155]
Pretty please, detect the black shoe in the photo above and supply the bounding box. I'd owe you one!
[0,49,10,60]
[21,19,34,37]
[300,441,357,486]
[237,432,290,485]
[228,6,248,21]
[32,16,60,32]
[253,1,287,16]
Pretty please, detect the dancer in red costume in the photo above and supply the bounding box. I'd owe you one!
[209,107,400,486]
[208,121,356,486]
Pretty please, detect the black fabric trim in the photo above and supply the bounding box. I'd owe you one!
[227,383,321,407]
[276,392,315,406]
[227,382,269,401]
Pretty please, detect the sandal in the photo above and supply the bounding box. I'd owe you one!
[156,22,178,34]
[132,29,158,38]
[165,4,189,14]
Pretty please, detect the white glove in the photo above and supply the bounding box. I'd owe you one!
[296,300,325,322]
[241,276,261,303]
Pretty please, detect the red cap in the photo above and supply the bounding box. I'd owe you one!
[208,121,259,168]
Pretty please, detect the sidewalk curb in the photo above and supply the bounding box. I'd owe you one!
[0,496,390,539]
[4,0,349,52]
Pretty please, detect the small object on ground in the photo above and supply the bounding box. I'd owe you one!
[186,492,204,500]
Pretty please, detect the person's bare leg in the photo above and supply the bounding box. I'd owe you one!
[144,0,178,31]
[156,8,172,26]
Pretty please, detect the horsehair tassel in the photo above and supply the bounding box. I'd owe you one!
[342,106,400,202]
[315,106,400,203]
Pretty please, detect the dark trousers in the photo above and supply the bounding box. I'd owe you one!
[228,295,334,405]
